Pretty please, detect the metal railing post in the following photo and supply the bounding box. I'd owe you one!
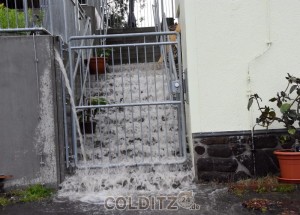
[177,33,186,158]
[68,41,78,166]
[160,0,164,29]
[48,0,54,34]
[23,0,29,28]
[62,0,69,42]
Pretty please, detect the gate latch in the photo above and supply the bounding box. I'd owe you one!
[171,80,181,94]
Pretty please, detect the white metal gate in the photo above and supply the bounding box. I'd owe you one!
[67,32,186,168]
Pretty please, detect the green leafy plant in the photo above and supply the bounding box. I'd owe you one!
[96,49,112,58]
[0,4,44,29]
[78,97,108,122]
[248,73,300,143]
[0,4,25,29]
[90,97,108,106]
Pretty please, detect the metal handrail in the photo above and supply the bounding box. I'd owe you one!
[0,0,88,44]
[68,31,186,167]
[152,0,178,90]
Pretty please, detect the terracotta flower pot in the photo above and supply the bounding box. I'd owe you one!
[274,149,300,183]
[88,57,107,74]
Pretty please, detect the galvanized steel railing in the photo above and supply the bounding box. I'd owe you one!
[152,0,179,96]
[84,0,175,29]
[0,0,176,39]
[67,32,186,168]
[0,0,90,43]
[1,0,181,169]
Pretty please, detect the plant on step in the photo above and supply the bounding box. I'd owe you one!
[77,97,108,122]
[89,97,109,116]
[88,49,112,74]
[248,73,300,148]
[77,97,108,134]
[248,74,300,182]
[96,48,112,58]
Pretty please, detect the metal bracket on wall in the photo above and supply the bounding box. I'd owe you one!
[171,80,181,94]
[39,152,45,166]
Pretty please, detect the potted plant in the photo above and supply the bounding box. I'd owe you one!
[78,97,108,134]
[248,73,300,183]
[87,49,111,75]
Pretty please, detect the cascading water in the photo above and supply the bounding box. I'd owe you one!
[54,50,195,205]
[54,50,87,165]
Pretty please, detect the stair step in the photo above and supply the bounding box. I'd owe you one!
[107,27,156,35]
[81,63,171,104]
[106,36,160,44]
[105,28,162,64]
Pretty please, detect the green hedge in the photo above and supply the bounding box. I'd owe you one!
[0,4,26,29]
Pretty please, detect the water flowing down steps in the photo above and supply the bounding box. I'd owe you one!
[58,62,194,203]
[58,164,194,204]
[77,62,184,167]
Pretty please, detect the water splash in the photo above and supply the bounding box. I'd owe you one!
[57,164,194,204]
[54,49,87,164]
[54,50,194,204]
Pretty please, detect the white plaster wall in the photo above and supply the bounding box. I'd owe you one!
[180,0,300,133]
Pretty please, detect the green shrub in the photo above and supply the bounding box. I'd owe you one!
[0,4,26,29]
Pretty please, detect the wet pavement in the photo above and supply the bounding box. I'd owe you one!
[1,184,300,215]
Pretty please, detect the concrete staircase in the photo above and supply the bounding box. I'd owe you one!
[106,27,161,65]
[78,62,181,167]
